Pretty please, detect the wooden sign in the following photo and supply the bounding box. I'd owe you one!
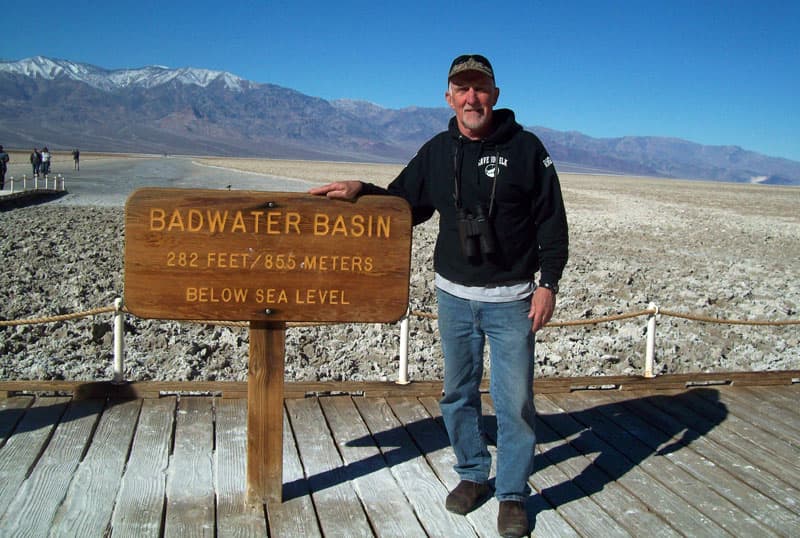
[124,188,412,322]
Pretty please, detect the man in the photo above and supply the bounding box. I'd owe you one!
[72,148,80,170]
[0,145,9,191]
[310,54,568,538]
[31,148,41,178]
[41,147,51,176]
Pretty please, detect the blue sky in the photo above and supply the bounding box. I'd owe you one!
[3,0,799,161]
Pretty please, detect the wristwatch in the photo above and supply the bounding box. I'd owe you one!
[538,281,559,294]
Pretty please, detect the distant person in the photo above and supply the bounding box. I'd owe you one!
[0,145,9,190]
[41,147,51,176]
[72,148,80,170]
[311,54,569,538]
[31,148,41,177]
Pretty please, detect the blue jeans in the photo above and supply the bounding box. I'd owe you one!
[437,287,536,502]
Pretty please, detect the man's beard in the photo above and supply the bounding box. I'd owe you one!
[460,108,491,132]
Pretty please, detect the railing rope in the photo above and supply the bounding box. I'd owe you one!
[1,299,797,385]
[0,305,115,326]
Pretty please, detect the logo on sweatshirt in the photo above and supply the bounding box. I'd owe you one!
[543,156,553,168]
[479,155,508,178]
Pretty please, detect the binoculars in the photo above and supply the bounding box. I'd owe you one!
[457,205,497,258]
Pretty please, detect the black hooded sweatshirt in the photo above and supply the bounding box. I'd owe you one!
[362,108,569,288]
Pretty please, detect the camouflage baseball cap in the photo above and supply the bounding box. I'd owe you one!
[448,54,495,81]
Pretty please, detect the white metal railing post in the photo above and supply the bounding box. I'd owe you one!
[35,174,39,190]
[397,307,411,385]
[112,298,126,384]
[644,302,658,378]
[8,176,13,193]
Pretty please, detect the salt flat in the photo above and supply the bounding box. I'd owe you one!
[1,154,798,382]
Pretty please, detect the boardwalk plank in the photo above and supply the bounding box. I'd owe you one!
[390,396,502,538]
[761,385,800,411]
[320,396,427,538]
[266,410,322,537]
[545,391,732,537]
[0,396,69,520]
[215,398,268,537]
[0,395,33,446]
[0,382,796,537]
[50,399,142,537]
[643,390,800,520]
[165,396,216,537]
[354,397,478,538]
[535,394,677,537]
[286,397,373,537]
[773,383,800,411]
[583,389,780,536]
[675,388,800,469]
[707,387,800,445]
[478,395,632,538]
[738,385,800,422]
[0,399,104,536]
[621,390,791,535]
[648,388,800,487]
[110,397,176,538]
[418,396,581,538]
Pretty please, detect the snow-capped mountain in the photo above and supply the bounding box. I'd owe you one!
[0,56,247,92]
[0,56,450,162]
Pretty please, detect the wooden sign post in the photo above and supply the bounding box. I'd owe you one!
[124,188,412,504]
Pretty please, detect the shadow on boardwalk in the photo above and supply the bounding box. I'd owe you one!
[290,388,726,512]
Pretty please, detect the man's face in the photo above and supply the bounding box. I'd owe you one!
[445,71,500,139]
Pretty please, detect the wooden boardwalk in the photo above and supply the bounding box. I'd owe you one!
[0,380,798,537]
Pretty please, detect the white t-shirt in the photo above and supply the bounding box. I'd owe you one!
[435,273,533,303]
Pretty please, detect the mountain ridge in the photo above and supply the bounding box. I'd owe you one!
[1,56,798,184]
[0,55,248,91]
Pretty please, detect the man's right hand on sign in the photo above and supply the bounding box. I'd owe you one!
[309,180,363,200]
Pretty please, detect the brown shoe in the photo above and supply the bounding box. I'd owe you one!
[445,480,491,515]
[498,500,529,537]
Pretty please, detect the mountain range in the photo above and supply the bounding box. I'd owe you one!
[1,56,798,185]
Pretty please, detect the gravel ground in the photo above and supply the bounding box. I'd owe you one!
[1,161,798,383]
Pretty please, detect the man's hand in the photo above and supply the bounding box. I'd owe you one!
[528,286,556,332]
[308,180,363,200]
